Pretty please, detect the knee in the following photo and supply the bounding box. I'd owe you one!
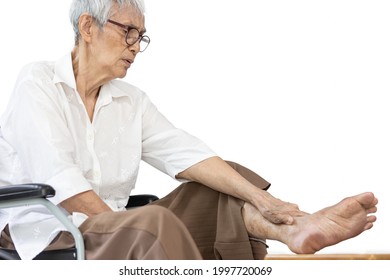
[225,160,241,170]
[225,160,252,175]
[225,160,270,191]
[225,161,251,174]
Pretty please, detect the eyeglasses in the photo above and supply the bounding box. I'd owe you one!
[107,19,150,52]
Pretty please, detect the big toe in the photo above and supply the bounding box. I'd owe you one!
[354,192,377,208]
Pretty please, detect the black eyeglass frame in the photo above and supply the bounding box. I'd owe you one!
[107,19,150,52]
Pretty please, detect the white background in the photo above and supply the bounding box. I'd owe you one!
[1,0,389,255]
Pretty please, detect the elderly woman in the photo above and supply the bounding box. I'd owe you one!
[0,0,378,260]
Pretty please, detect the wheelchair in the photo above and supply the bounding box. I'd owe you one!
[0,183,158,260]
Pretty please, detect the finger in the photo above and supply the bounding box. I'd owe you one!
[284,215,294,225]
[266,212,294,225]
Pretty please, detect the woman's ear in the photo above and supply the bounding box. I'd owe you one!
[78,13,94,43]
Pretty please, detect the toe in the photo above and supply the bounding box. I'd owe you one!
[367,215,377,223]
[366,206,377,214]
[364,222,374,231]
[355,192,376,208]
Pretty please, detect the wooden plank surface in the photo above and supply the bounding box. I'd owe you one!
[265,254,390,260]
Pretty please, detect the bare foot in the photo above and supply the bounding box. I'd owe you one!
[243,192,378,254]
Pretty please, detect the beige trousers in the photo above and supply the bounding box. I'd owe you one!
[1,161,270,260]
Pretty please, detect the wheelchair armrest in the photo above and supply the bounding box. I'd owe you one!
[126,194,159,208]
[0,183,84,260]
[0,184,55,201]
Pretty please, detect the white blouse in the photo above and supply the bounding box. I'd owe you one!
[0,54,216,259]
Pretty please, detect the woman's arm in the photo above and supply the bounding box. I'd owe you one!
[60,190,112,217]
[176,156,303,225]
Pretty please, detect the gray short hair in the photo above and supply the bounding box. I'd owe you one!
[69,0,145,44]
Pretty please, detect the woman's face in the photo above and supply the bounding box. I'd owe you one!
[90,5,146,79]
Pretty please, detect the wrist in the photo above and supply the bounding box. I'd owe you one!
[248,187,273,210]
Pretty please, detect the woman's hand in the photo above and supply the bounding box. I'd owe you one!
[60,190,113,217]
[250,190,308,225]
[177,156,308,225]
